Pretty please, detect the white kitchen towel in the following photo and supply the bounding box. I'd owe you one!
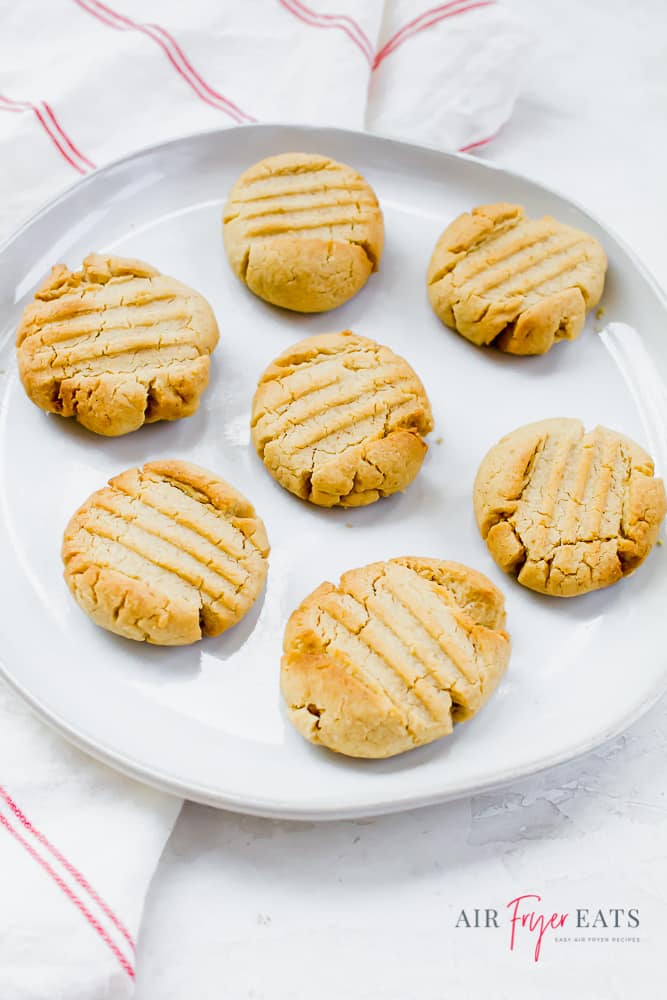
[0,683,182,998]
[0,2,530,996]
[0,0,531,238]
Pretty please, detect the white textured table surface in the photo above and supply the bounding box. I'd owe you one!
[134,2,667,997]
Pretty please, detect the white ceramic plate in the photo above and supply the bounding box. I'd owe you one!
[1,125,666,820]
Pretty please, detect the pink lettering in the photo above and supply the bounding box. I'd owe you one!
[506,894,569,961]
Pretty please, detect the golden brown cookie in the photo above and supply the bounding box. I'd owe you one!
[223,152,384,312]
[251,330,433,507]
[474,418,666,597]
[62,460,269,645]
[427,203,607,355]
[17,254,219,436]
[281,557,510,758]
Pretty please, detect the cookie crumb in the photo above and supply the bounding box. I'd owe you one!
[436,436,443,445]
[596,306,605,320]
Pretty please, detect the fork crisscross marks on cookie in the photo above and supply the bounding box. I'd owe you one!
[62,461,269,645]
[474,419,667,597]
[427,203,607,355]
[281,558,510,759]
[251,331,434,508]
[17,254,219,436]
[223,153,384,312]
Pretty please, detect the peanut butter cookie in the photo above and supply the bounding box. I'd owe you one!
[474,418,666,596]
[223,152,384,312]
[427,203,607,355]
[251,330,433,507]
[17,254,219,436]
[281,557,511,758]
[62,461,269,645]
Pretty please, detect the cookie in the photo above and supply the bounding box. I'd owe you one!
[281,557,510,758]
[223,152,384,312]
[251,330,434,507]
[474,418,666,597]
[427,203,607,355]
[62,460,269,645]
[17,254,219,436]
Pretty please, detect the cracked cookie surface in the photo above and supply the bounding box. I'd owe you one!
[474,418,666,597]
[281,557,510,758]
[251,330,433,507]
[62,460,269,645]
[17,254,219,436]
[427,203,607,355]
[223,152,384,312]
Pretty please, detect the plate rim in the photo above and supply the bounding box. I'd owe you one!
[2,655,666,820]
[1,122,666,820]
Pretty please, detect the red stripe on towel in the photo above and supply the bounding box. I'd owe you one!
[73,0,256,122]
[277,0,374,64]
[0,785,135,952]
[459,131,497,152]
[41,102,96,169]
[291,0,373,56]
[0,810,134,979]
[373,0,496,69]
[0,94,94,173]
